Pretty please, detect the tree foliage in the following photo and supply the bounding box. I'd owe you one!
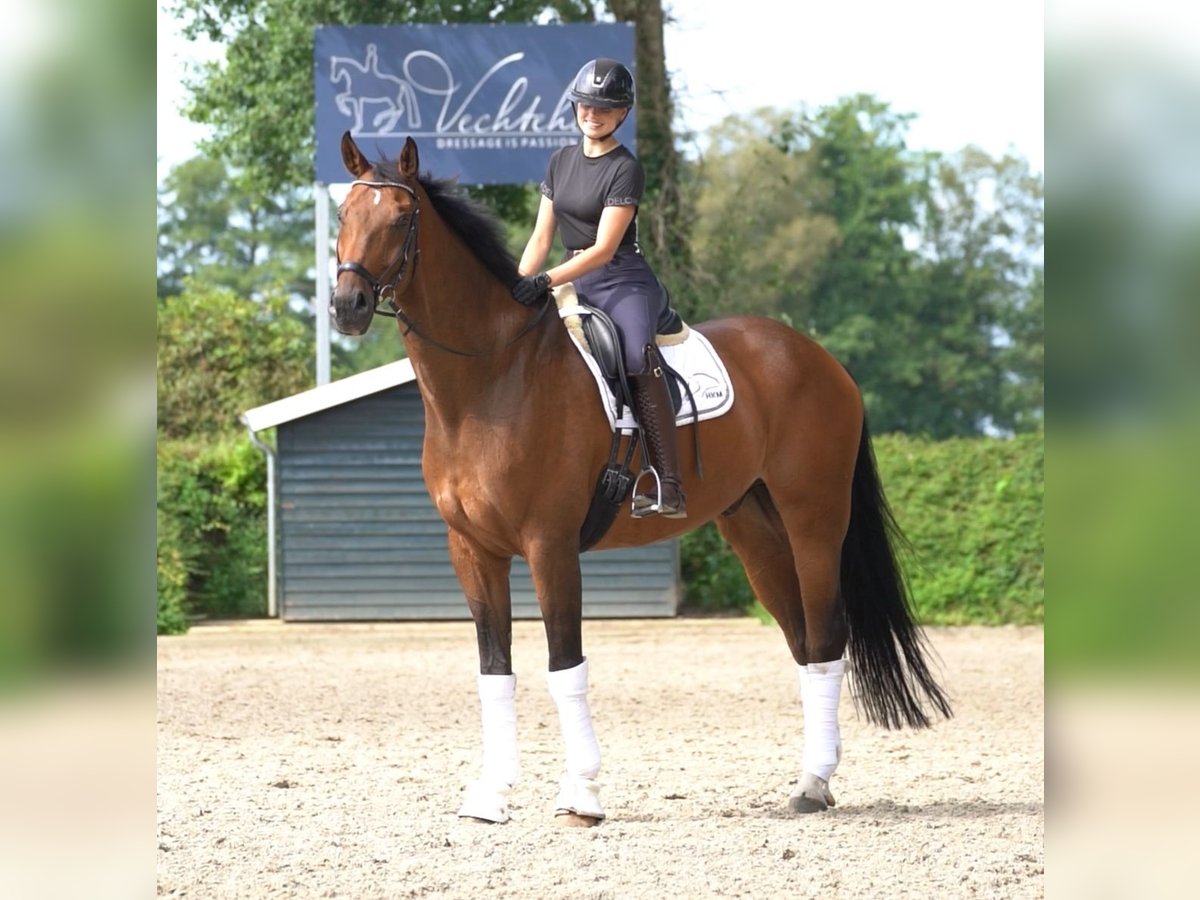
[157,437,269,628]
[157,283,314,438]
[690,110,840,320]
[157,154,314,300]
[689,96,1043,437]
[914,147,1045,434]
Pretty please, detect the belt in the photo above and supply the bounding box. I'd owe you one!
[565,242,642,259]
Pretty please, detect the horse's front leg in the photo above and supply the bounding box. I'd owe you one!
[448,530,517,824]
[528,538,605,826]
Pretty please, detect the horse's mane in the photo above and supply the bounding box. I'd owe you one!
[374,159,522,288]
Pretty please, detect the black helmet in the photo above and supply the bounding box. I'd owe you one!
[568,58,635,109]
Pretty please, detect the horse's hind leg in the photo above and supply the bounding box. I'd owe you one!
[714,483,807,659]
[775,474,856,813]
[716,482,848,813]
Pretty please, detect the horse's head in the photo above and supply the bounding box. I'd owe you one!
[330,132,422,335]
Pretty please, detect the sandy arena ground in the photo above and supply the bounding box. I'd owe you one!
[157,619,1043,898]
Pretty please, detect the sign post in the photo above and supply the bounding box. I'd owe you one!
[314,182,332,385]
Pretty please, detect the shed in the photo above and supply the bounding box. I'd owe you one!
[241,360,680,621]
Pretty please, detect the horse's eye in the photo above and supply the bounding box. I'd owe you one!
[391,214,410,229]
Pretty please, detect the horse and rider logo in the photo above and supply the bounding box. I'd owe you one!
[330,44,422,134]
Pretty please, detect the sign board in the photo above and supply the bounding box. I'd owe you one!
[314,23,636,185]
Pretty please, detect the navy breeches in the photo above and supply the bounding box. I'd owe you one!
[573,248,665,375]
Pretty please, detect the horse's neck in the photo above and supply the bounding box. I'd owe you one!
[407,314,563,434]
[401,220,553,425]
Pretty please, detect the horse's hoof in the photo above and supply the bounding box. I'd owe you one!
[555,811,602,827]
[788,793,829,814]
[788,773,836,814]
[456,779,512,823]
[553,775,605,822]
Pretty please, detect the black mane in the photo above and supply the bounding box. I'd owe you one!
[373,159,522,288]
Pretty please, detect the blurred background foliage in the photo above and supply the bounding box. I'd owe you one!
[0,0,152,685]
[154,0,1045,635]
[157,439,267,633]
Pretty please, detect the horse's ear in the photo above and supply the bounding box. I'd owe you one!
[399,137,419,179]
[341,131,371,179]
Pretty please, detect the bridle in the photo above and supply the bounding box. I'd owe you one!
[335,179,421,321]
[334,177,551,358]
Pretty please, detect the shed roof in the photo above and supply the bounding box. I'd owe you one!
[240,358,416,432]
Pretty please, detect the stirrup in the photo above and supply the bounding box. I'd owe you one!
[630,468,686,519]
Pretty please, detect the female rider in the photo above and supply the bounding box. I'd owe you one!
[511,57,686,519]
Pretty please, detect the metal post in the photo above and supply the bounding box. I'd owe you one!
[314,181,332,386]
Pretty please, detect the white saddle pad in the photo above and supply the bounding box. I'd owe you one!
[555,289,735,432]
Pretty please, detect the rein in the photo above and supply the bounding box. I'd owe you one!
[336,178,549,358]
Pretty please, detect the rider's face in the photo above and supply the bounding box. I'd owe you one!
[576,103,625,137]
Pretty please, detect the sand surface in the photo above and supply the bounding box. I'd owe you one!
[157,619,1043,898]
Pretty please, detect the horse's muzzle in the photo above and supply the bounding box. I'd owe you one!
[330,284,374,336]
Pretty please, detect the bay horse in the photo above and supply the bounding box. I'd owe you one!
[330,132,951,826]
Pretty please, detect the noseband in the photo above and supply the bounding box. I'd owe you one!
[335,179,421,319]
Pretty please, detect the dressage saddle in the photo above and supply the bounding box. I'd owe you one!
[573,283,689,551]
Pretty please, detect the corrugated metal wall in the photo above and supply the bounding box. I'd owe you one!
[276,384,679,620]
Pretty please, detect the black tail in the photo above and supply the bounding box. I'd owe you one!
[841,418,953,729]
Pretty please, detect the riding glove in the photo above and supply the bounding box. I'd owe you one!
[512,272,552,305]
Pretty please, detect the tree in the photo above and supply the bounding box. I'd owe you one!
[911,147,1044,435]
[688,96,1044,437]
[689,110,840,320]
[788,96,1043,436]
[607,0,694,302]
[157,155,314,302]
[157,283,314,438]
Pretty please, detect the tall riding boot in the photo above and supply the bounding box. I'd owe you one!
[629,365,687,519]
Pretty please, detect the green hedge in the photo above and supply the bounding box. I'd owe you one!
[158,432,1042,633]
[156,438,268,633]
[681,432,1044,625]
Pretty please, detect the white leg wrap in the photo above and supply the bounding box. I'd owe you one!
[547,659,605,818]
[457,673,518,823]
[554,774,605,819]
[798,658,846,782]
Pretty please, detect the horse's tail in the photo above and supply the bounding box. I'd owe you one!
[841,417,953,729]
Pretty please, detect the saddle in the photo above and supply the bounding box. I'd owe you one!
[575,282,685,416]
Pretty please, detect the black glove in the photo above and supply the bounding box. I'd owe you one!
[512,272,552,305]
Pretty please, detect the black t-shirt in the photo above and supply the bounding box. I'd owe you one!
[539,143,643,251]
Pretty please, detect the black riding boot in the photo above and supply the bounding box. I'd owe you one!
[629,366,687,519]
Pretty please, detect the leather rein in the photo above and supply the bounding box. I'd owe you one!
[335,178,550,358]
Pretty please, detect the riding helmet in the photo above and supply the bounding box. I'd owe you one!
[568,58,635,108]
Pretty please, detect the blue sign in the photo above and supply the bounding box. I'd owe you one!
[314,24,636,185]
